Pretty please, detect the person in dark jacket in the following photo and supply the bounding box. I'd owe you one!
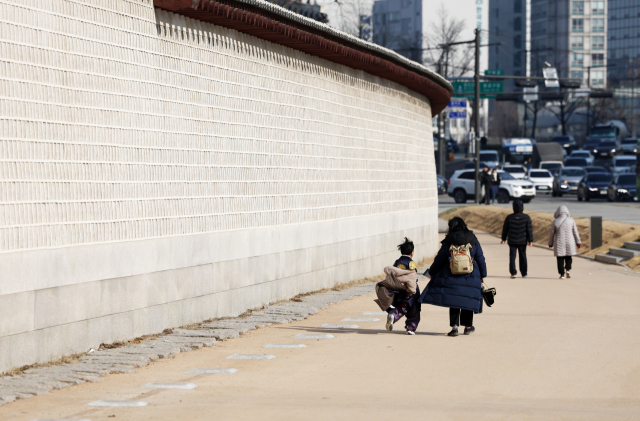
[480,166,493,205]
[501,199,533,278]
[420,217,487,336]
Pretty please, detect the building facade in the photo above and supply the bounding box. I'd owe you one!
[372,0,425,63]
[490,0,608,87]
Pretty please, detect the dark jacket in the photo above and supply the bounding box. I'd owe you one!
[480,171,492,187]
[501,199,533,245]
[419,231,487,313]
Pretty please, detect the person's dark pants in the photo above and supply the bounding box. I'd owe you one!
[387,286,421,332]
[483,185,492,204]
[557,256,572,275]
[509,244,528,276]
[449,308,473,327]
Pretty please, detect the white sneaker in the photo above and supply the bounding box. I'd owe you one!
[385,313,394,332]
[406,330,415,335]
[566,271,571,279]
[559,274,566,279]
[510,274,516,279]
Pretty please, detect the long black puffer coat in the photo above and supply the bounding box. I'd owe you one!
[501,199,533,245]
[420,231,487,313]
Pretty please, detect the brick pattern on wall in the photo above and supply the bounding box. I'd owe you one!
[0,0,436,252]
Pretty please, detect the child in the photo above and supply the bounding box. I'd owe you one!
[385,237,421,335]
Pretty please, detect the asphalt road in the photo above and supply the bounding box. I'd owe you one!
[438,193,640,224]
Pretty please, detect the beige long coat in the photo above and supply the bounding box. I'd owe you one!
[548,206,581,257]
[374,266,417,311]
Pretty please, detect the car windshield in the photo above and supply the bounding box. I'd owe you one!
[565,159,587,166]
[587,174,613,182]
[571,152,588,157]
[590,127,616,138]
[622,138,637,145]
[541,163,562,169]
[618,175,637,184]
[498,171,515,180]
[561,168,586,177]
[504,166,524,173]
[479,152,499,161]
[529,171,550,178]
[614,159,636,167]
[598,141,616,148]
[552,136,571,143]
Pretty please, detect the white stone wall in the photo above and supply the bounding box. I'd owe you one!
[0,0,438,372]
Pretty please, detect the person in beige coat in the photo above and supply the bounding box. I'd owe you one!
[548,205,581,279]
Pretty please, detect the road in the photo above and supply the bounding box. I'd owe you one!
[2,232,639,420]
[438,194,640,224]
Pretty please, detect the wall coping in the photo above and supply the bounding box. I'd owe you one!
[153,0,453,114]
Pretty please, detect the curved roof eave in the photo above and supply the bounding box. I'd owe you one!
[154,0,453,114]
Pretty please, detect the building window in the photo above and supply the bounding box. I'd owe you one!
[514,17,522,32]
[514,35,522,49]
[387,12,400,23]
[592,53,604,67]
[495,8,499,17]
[571,70,584,80]
[592,1,605,15]
[572,1,584,14]
[592,18,605,32]
[572,18,584,32]
[514,0,522,13]
[571,53,584,67]
[591,70,604,85]
[571,36,584,49]
[592,36,605,49]
[514,52,522,67]
[401,18,411,33]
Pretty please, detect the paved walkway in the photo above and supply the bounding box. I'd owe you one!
[1,232,640,420]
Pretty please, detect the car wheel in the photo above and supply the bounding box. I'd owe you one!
[585,193,590,202]
[496,190,510,203]
[558,192,563,197]
[552,190,558,197]
[453,189,467,204]
[607,193,614,202]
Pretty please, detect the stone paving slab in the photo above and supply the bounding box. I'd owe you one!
[0,279,377,407]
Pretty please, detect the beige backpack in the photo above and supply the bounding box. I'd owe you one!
[449,244,474,275]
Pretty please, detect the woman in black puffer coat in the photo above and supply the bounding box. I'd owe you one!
[420,217,487,336]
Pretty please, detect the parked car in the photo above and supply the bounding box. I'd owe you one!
[502,164,527,179]
[527,169,554,194]
[448,169,535,204]
[621,138,638,155]
[567,150,594,166]
[551,135,578,154]
[437,174,448,195]
[577,172,614,201]
[478,150,501,169]
[593,140,619,159]
[611,156,637,175]
[552,167,587,196]
[564,157,589,168]
[539,161,563,176]
[584,166,611,175]
[607,174,638,201]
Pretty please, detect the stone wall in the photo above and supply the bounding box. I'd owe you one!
[0,0,439,372]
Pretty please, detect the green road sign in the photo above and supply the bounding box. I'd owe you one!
[484,69,504,76]
[450,80,504,98]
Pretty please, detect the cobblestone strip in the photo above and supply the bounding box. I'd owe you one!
[0,283,375,406]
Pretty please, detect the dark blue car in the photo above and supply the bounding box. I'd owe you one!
[607,174,638,201]
[577,172,614,201]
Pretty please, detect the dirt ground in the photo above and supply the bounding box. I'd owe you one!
[441,206,640,271]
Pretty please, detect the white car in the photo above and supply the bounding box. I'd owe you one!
[611,156,636,175]
[527,169,554,194]
[502,164,527,179]
[448,169,536,204]
[567,150,594,166]
[540,161,564,176]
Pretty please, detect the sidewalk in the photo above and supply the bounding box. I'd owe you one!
[1,232,639,420]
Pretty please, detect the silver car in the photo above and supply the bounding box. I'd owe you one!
[611,156,637,175]
[553,167,587,197]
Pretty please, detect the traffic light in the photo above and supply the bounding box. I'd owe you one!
[515,79,537,88]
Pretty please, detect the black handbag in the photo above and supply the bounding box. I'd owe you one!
[482,287,497,307]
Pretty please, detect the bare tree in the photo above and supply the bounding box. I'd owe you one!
[333,0,373,39]
[544,98,584,136]
[422,4,474,77]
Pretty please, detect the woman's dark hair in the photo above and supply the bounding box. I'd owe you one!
[397,237,414,255]
[448,217,470,233]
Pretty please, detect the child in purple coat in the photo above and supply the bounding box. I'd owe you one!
[385,238,421,335]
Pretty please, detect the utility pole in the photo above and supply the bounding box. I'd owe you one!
[437,57,446,177]
[587,66,591,133]
[473,28,481,204]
